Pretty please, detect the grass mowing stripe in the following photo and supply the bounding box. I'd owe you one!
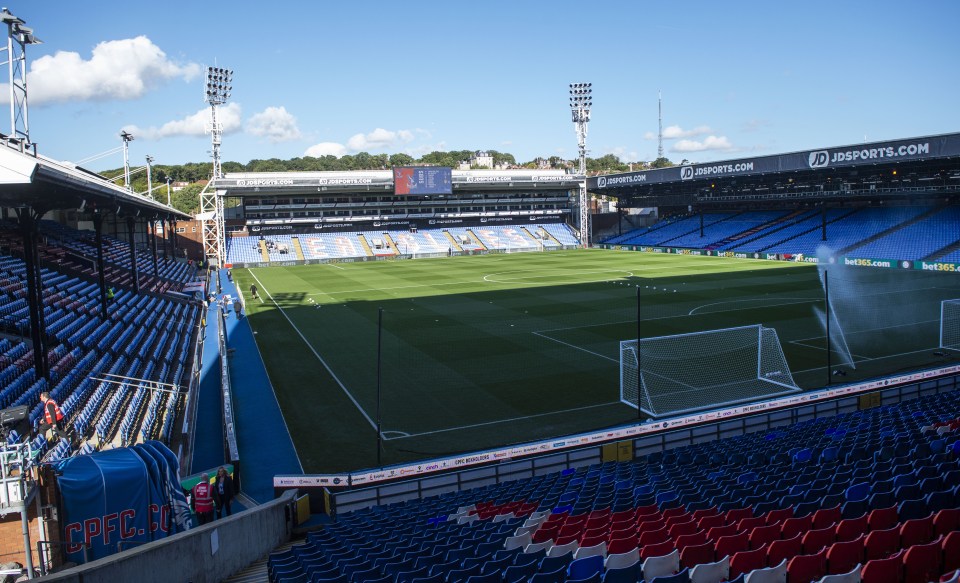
[248,268,381,434]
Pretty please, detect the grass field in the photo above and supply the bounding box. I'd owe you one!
[231,249,960,473]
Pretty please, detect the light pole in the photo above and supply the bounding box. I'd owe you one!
[200,65,233,268]
[120,130,134,191]
[569,82,592,247]
[166,177,172,206]
[145,155,154,199]
[0,8,42,147]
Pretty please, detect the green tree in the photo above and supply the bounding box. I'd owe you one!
[389,153,415,167]
[650,157,674,168]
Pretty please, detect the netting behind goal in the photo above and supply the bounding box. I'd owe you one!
[942,299,960,352]
[620,324,801,418]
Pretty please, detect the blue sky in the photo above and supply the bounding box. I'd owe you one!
[11,0,960,170]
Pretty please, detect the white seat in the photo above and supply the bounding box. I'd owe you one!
[690,556,730,583]
[642,549,680,581]
[572,541,607,560]
[745,558,787,583]
[546,540,579,557]
[456,513,478,525]
[604,547,640,571]
[523,540,552,554]
[493,512,516,523]
[814,564,862,583]
[504,531,532,551]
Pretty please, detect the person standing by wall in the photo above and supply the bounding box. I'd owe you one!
[191,473,215,526]
[38,391,71,443]
[213,467,234,519]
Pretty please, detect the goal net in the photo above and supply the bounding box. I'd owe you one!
[620,324,801,418]
[941,299,960,352]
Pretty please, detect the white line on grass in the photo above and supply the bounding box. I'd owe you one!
[791,344,946,375]
[531,331,619,363]
[688,297,820,316]
[248,270,381,434]
[382,401,623,441]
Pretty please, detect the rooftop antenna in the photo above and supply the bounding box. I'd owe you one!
[657,90,664,160]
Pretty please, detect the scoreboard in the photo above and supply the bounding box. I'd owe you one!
[393,167,453,195]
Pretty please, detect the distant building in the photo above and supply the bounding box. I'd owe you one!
[460,151,495,170]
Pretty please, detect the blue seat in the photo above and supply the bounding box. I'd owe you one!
[568,555,604,580]
[646,568,690,583]
[897,498,929,521]
[530,564,568,583]
[504,561,539,583]
[465,573,501,583]
[567,573,601,583]
[602,563,640,583]
[845,483,871,502]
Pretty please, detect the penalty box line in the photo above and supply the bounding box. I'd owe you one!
[248,270,383,437]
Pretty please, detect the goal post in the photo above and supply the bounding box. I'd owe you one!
[941,299,960,352]
[620,324,801,418]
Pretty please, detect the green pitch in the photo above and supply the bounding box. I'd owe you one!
[231,249,960,473]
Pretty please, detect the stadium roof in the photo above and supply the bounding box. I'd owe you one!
[590,132,960,201]
[0,141,190,219]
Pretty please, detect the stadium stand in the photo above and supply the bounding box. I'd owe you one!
[846,206,960,261]
[263,387,960,583]
[0,222,200,463]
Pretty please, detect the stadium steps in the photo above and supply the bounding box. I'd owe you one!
[357,234,375,257]
[655,212,741,247]
[838,206,943,256]
[382,233,401,254]
[258,240,270,262]
[928,239,960,261]
[466,229,487,250]
[713,209,805,248]
[222,538,302,583]
[757,208,859,253]
[535,226,563,246]
[520,226,546,247]
[291,237,305,261]
[443,230,463,252]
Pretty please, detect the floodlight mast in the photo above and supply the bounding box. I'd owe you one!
[120,131,134,191]
[1,7,41,148]
[569,82,592,247]
[200,65,233,267]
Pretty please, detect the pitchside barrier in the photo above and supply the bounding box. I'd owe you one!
[600,244,960,273]
[275,363,960,514]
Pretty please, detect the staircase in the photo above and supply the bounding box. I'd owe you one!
[382,233,401,255]
[443,231,463,252]
[357,235,375,257]
[466,230,487,250]
[291,237,306,260]
[258,240,270,262]
[713,210,805,249]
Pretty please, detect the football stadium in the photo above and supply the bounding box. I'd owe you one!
[2,9,960,583]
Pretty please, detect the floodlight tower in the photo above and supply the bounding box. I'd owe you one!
[569,82,592,246]
[200,66,232,267]
[0,8,41,148]
[120,131,134,191]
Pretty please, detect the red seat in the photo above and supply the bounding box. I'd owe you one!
[902,539,943,583]
[636,505,660,519]
[607,524,635,542]
[729,546,767,579]
[766,534,802,567]
[638,526,669,547]
[801,525,836,554]
[781,514,813,540]
[834,514,869,543]
[588,508,611,523]
[812,505,843,530]
[764,507,794,525]
[714,531,750,559]
[664,512,692,528]
[637,516,666,532]
[673,530,708,551]
[867,506,899,531]
[661,506,688,520]
[580,526,607,544]
[610,508,638,524]
[533,522,561,543]
[606,535,638,556]
[691,506,720,521]
[749,524,781,550]
[557,523,585,542]
[864,526,901,560]
[579,534,606,550]
[679,541,714,570]
[861,554,903,583]
[667,520,698,539]
[736,516,766,532]
[706,523,738,541]
[826,534,865,575]
[639,540,675,560]
[943,531,960,574]
[899,514,934,548]
[934,508,960,537]
[725,507,754,524]
[696,514,727,531]
[786,548,828,583]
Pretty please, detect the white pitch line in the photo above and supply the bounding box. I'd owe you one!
[327,263,345,270]
[383,401,624,441]
[248,270,381,434]
[791,344,947,375]
[531,331,620,363]
[689,297,820,316]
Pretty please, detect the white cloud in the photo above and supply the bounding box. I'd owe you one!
[246,106,302,142]
[603,146,640,161]
[123,103,242,140]
[304,142,348,158]
[671,135,734,153]
[10,36,199,105]
[346,128,414,151]
[644,125,712,140]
